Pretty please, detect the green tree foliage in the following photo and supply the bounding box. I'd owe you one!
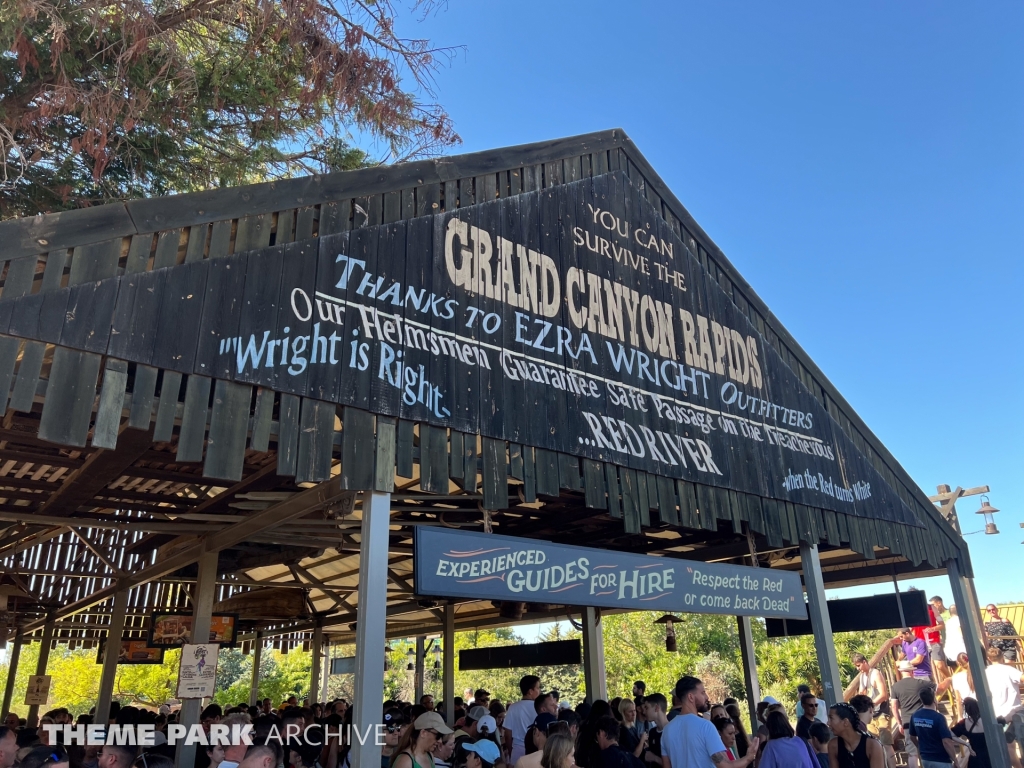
[1,0,460,217]
[755,629,893,712]
[602,612,746,702]
[0,619,900,717]
[114,649,180,708]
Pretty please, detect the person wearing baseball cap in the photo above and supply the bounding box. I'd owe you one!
[463,739,500,768]
[454,713,499,767]
[453,706,491,741]
[392,712,453,768]
[381,708,407,768]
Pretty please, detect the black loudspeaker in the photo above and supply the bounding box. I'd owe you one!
[765,591,930,638]
[458,639,581,670]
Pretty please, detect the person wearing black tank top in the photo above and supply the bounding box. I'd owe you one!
[827,703,884,768]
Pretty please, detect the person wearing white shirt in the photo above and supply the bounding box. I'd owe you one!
[984,647,1023,719]
[662,676,759,768]
[504,675,541,764]
[943,606,967,661]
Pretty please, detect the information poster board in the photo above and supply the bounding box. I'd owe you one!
[176,643,219,699]
[24,674,51,706]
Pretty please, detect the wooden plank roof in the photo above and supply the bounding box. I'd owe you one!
[0,129,968,647]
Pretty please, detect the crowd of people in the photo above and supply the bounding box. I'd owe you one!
[1,596,1019,768]
[842,595,1023,768]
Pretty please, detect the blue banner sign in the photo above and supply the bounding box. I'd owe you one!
[414,528,807,619]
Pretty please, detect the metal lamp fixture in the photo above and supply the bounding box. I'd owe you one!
[406,646,415,672]
[433,642,442,670]
[654,614,684,652]
[975,495,1000,535]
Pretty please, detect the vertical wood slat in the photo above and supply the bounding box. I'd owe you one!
[92,359,129,449]
[296,399,335,483]
[176,375,212,462]
[185,224,208,262]
[204,380,252,481]
[636,472,652,527]
[276,393,301,476]
[249,388,273,452]
[583,459,605,509]
[535,449,559,497]
[508,443,523,481]
[481,437,507,511]
[605,463,621,518]
[209,221,233,257]
[9,341,46,412]
[153,371,182,442]
[0,256,38,410]
[37,349,103,447]
[419,424,448,495]
[463,435,477,491]
[152,230,181,269]
[620,468,641,534]
[676,480,698,529]
[657,476,679,526]
[340,406,375,490]
[235,214,272,252]
[124,235,153,275]
[128,365,159,430]
[37,238,122,446]
[396,419,414,478]
[449,432,465,481]
[521,446,536,503]
[374,416,396,493]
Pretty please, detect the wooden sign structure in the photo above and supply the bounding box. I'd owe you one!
[0,130,970,655]
[0,173,922,529]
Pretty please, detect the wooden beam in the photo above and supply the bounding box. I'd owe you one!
[290,563,352,613]
[37,426,155,516]
[68,528,123,575]
[20,479,357,631]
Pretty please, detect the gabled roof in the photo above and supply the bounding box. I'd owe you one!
[0,129,968,645]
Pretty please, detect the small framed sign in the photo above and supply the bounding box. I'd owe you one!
[148,612,238,647]
[176,644,219,699]
[24,675,51,706]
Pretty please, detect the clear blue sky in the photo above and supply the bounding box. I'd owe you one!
[403,1,1024,612]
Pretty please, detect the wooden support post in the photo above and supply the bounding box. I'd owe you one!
[443,605,455,723]
[892,570,908,629]
[581,606,606,703]
[249,632,262,707]
[95,587,129,727]
[321,640,331,704]
[175,551,218,768]
[351,492,390,768]
[740,528,762,732]
[414,636,425,704]
[737,616,760,732]
[800,541,841,706]
[1,631,22,717]
[948,558,1011,768]
[309,623,323,707]
[27,619,55,727]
